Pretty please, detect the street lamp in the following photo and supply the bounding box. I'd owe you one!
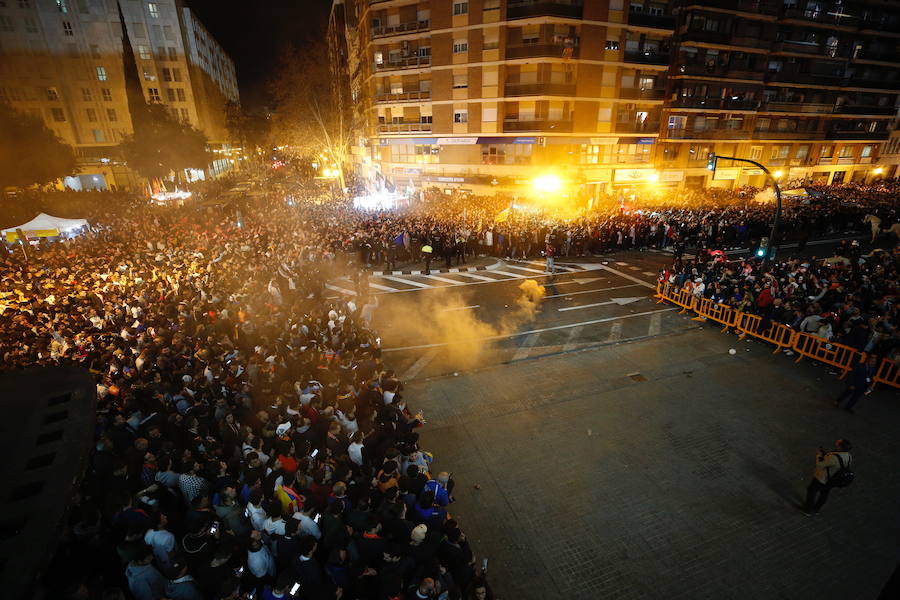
[706,152,782,269]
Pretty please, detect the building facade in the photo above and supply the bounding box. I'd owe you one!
[331,0,900,197]
[0,0,239,190]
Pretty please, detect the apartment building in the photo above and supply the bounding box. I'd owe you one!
[331,0,899,196]
[0,0,239,190]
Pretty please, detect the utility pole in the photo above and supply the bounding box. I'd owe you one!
[707,153,782,269]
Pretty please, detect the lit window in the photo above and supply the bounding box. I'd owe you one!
[749,146,762,160]
[605,40,619,50]
[454,110,468,123]
[861,145,873,158]
[63,21,73,36]
[102,88,112,101]
[453,41,468,53]
[453,2,468,15]
[148,87,161,102]
[92,128,104,142]
[107,108,117,121]
[138,45,151,60]
[148,2,159,18]
[56,0,68,13]
[96,66,108,81]
[453,73,468,88]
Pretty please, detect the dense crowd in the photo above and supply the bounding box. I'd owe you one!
[1,196,493,600]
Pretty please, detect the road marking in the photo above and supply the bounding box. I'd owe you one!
[557,297,646,312]
[544,283,641,300]
[422,274,465,285]
[402,347,440,380]
[453,272,498,282]
[379,275,432,288]
[367,281,397,291]
[505,264,547,274]
[628,266,642,271]
[616,262,629,266]
[598,265,657,290]
[490,270,530,279]
[441,304,480,312]
[642,271,657,276]
[512,333,541,360]
[562,326,584,352]
[648,312,662,336]
[382,307,678,351]
[325,284,356,295]
[607,322,623,342]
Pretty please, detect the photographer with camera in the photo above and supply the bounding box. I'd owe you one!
[802,439,854,516]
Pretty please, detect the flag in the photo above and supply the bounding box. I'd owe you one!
[393,232,404,245]
[495,208,510,223]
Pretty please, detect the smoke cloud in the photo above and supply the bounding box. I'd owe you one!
[376,279,546,370]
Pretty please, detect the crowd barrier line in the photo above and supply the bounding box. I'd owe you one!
[655,281,897,388]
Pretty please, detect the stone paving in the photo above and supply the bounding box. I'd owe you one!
[411,326,900,600]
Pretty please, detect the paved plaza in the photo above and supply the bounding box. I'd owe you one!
[411,326,900,600]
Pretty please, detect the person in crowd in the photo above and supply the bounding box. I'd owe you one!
[803,439,853,516]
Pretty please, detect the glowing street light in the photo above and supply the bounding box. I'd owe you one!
[533,174,562,194]
[773,170,783,179]
[648,172,660,183]
[873,166,884,175]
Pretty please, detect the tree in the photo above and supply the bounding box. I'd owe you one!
[118,103,211,185]
[269,43,354,189]
[0,103,77,190]
[224,102,271,176]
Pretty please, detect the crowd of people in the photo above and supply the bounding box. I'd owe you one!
[2,177,899,600]
[1,195,493,600]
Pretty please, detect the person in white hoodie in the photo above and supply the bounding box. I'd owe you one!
[143,513,175,571]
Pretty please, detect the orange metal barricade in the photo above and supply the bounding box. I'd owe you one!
[657,282,696,314]
[874,358,900,389]
[735,313,798,353]
[692,298,738,332]
[792,333,865,378]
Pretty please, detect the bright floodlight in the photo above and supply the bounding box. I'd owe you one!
[773,170,783,179]
[533,174,562,193]
[873,167,884,175]
[648,172,660,183]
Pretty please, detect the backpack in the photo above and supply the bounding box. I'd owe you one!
[827,453,854,488]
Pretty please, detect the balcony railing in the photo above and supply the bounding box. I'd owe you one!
[845,78,900,91]
[502,119,573,132]
[627,12,675,29]
[666,128,751,139]
[684,0,779,15]
[765,70,844,85]
[759,101,834,114]
[378,122,433,133]
[372,20,429,38]
[853,49,898,62]
[507,0,583,20]
[504,82,576,96]
[623,50,670,65]
[781,8,859,26]
[374,55,431,71]
[375,90,432,103]
[505,43,579,60]
[671,97,760,110]
[826,129,890,140]
[752,129,826,140]
[619,88,667,100]
[680,29,773,49]
[679,64,766,80]
[614,121,661,133]
[833,105,898,115]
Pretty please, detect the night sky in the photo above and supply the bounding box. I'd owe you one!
[189,0,333,110]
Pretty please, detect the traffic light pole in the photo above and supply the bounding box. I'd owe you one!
[707,154,782,269]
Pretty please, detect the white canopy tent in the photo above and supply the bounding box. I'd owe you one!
[3,213,89,241]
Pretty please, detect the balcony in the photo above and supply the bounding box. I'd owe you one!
[781,8,860,26]
[826,128,890,140]
[666,127,752,139]
[374,55,431,71]
[680,29,773,50]
[375,90,431,103]
[503,119,573,132]
[506,0,583,20]
[683,0,779,15]
[372,20,429,38]
[614,121,661,133]
[853,49,898,62]
[378,122,433,133]
[627,12,676,30]
[844,78,900,91]
[671,97,760,110]
[765,70,843,85]
[833,105,898,115]
[752,128,826,140]
[759,101,834,114]
[505,43,580,60]
[504,81,577,96]
[678,64,766,81]
[623,50,670,65]
[619,88,667,100]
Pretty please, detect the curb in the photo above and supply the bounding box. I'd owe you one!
[371,259,502,277]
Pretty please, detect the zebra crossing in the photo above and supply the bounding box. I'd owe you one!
[326,261,587,297]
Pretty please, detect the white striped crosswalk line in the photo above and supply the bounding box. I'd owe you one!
[402,347,440,380]
[562,326,584,352]
[607,322,623,342]
[379,275,432,288]
[368,281,396,291]
[422,274,465,285]
[506,264,547,274]
[648,312,662,336]
[512,333,541,360]
[453,272,498,282]
[326,283,356,295]
[490,270,531,279]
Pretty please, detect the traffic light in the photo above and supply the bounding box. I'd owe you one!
[757,237,769,258]
[706,152,717,171]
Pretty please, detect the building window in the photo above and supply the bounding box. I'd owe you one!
[46,87,59,101]
[579,144,604,165]
[92,128,104,142]
[86,108,97,122]
[454,110,468,123]
[81,87,92,101]
[56,0,68,12]
[18,0,30,7]
[605,40,619,50]
[453,41,468,53]
[63,21,73,36]
[51,107,66,122]
[102,88,112,101]
[96,66,108,81]
[172,68,182,82]
[483,0,499,9]
[771,145,789,160]
[162,68,172,82]
[796,145,809,160]
[179,108,189,121]
[483,33,499,50]
[453,1,468,15]
[819,144,833,158]
[0,16,13,32]
[168,46,177,60]
[176,88,185,102]
[163,25,174,40]
[143,68,156,81]
[166,88,176,102]
[667,115,686,130]
[748,146,762,160]
[132,22,147,38]
[138,45,151,60]
[148,2,159,18]
[148,87,160,102]
[453,73,468,88]
[107,108,117,121]
[24,17,38,33]
[838,145,855,158]
[861,145,873,158]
